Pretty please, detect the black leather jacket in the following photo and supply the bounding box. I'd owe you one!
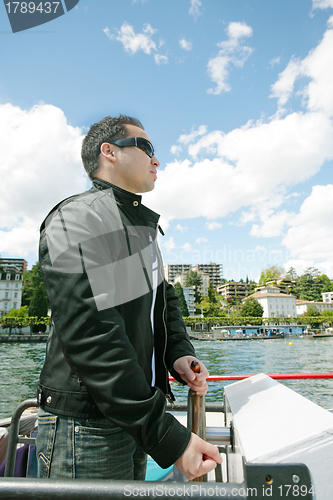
[37,178,195,469]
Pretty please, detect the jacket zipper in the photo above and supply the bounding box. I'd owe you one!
[156,239,175,404]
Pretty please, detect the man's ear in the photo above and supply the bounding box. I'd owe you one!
[100,142,116,161]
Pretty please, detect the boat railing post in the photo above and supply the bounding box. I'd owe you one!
[187,361,207,482]
[4,399,38,478]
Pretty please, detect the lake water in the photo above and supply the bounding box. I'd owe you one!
[1,337,333,420]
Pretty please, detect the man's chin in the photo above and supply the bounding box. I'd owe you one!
[137,183,156,194]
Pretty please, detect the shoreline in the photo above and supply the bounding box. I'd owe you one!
[0,334,48,343]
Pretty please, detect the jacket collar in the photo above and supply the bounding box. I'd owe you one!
[92,178,160,226]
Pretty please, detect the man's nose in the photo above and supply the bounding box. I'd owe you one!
[151,156,160,167]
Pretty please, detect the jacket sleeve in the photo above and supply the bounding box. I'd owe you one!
[40,198,191,468]
[163,282,196,383]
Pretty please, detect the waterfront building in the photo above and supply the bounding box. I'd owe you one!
[217,281,250,303]
[244,286,296,318]
[296,299,333,315]
[0,264,24,315]
[164,263,223,288]
[322,291,333,303]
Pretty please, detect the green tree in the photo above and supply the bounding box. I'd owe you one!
[259,266,284,284]
[29,284,49,332]
[322,310,333,318]
[241,298,264,317]
[294,267,325,301]
[285,267,298,281]
[2,306,29,333]
[306,305,320,317]
[200,297,222,317]
[173,282,189,317]
[207,280,217,304]
[185,270,202,303]
[22,262,48,308]
[317,274,333,293]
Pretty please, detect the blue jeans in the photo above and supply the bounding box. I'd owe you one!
[36,409,147,480]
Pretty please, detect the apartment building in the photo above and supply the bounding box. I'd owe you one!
[191,263,223,288]
[164,264,191,283]
[164,263,223,288]
[217,281,250,302]
[0,258,27,275]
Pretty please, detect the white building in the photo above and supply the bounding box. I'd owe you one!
[182,286,196,316]
[164,264,191,283]
[0,264,24,315]
[296,299,333,315]
[244,286,296,318]
[322,291,333,303]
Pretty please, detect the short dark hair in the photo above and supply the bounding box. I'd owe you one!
[81,114,144,179]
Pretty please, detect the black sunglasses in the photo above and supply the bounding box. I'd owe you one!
[108,137,155,158]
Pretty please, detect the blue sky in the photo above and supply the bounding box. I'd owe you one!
[1,0,333,281]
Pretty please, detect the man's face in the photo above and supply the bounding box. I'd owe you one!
[112,124,160,194]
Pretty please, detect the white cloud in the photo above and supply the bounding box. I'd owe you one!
[176,224,188,233]
[227,22,253,40]
[181,242,192,252]
[269,56,281,68]
[178,125,208,145]
[179,38,193,51]
[161,236,176,252]
[312,0,333,9]
[0,103,86,256]
[283,185,333,276]
[104,23,157,55]
[171,145,182,155]
[104,22,168,65]
[250,210,292,238]
[196,237,208,243]
[189,0,202,20]
[271,20,333,116]
[146,110,333,225]
[171,126,207,154]
[207,22,253,95]
[206,222,222,231]
[154,54,168,65]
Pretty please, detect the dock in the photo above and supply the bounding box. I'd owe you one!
[0,334,48,343]
[189,332,284,341]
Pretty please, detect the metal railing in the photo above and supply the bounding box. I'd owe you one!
[0,477,250,499]
[170,372,333,381]
[4,398,38,478]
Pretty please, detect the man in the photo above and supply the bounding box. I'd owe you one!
[36,115,221,481]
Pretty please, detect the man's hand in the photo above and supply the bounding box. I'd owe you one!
[174,433,222,480]
[173,356,209,396]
